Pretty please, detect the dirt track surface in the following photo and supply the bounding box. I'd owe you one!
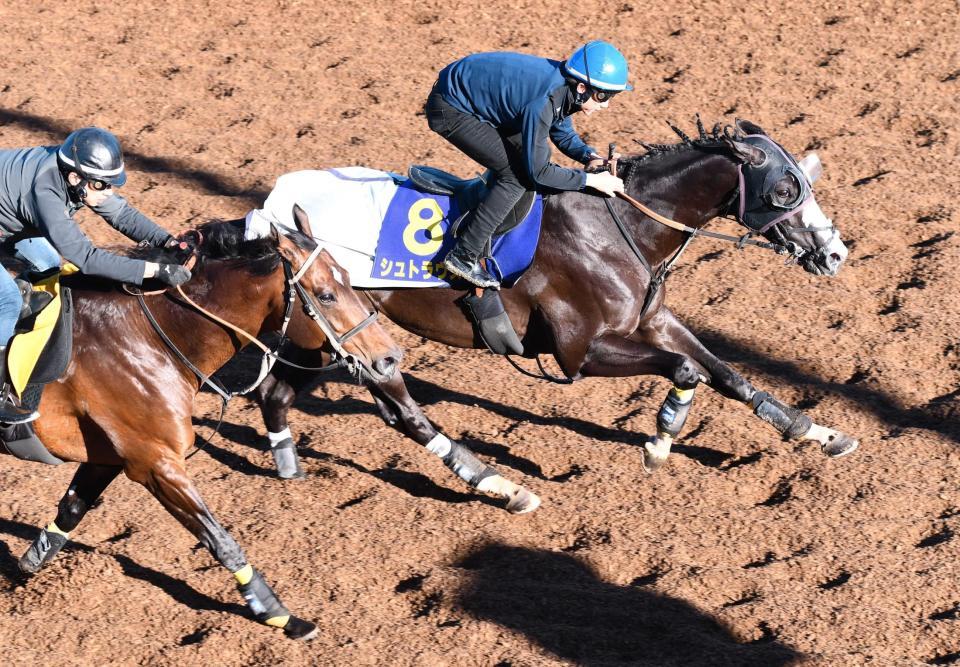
[1,1,958,665]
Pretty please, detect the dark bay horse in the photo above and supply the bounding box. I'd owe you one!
[255,118,857,505]
[12,207,401,639]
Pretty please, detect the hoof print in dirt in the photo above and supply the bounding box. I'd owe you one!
[395,573,428,594]
[819,570,852,590]
[929,604,960,621]
[917,526,954,549]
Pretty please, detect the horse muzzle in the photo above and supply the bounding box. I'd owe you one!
[344,350,402,384]
[801,246,846,277]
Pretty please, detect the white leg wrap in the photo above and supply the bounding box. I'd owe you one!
[802,423,830,443]
[268,428,293,448]
[425,433,452,458]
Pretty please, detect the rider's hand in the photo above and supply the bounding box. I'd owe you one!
[585,151,622,172]
[585,171,625,197]
[162,235,184,250]
[154,263,192,287]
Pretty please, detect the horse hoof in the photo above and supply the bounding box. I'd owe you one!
[283,616,318,641]
[642,440,670,474]
[505,487,541,514]
[822,433,859,458]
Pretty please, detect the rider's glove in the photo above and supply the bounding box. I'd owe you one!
[155,263,192,287]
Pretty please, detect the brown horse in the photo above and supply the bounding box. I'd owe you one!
[255,118,857,505]
[11,206,401,639]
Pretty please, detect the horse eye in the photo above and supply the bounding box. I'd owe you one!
[317,292,336,305]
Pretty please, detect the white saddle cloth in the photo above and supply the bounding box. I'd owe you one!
[245,167,433,288]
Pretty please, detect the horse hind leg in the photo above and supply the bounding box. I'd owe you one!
[19,463,121,574]
[141,457,317,640]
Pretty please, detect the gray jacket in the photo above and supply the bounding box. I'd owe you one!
[0,146,171,285]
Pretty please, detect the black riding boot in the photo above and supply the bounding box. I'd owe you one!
[443,245,499,289]
[0,346,39,424]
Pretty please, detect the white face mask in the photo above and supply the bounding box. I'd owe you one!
[799,153,822,184]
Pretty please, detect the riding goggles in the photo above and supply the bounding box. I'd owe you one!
[591,88,619,103]
[84,178,112,191]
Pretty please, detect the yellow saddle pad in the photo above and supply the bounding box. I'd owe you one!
[8,263,77,397]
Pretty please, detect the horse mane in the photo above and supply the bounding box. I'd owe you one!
[618,116,741,190]
[128,218,317,277]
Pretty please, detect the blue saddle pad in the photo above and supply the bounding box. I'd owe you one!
[371,180,543,288]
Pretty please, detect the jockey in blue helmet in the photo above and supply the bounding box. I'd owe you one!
[426,40,632,288]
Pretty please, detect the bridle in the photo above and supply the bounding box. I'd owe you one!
[133,234,382,454]
[603,137,836,318]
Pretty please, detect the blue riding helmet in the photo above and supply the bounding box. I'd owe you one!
[564,40,633,92]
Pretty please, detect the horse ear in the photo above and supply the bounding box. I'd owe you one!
[723,136,767,166]
[273,223,298,263]
[292,204,315,239]
[735,118,766,136]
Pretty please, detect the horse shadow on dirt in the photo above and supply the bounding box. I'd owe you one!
[190,415,501,511]
[0,517,246,617]
[452,543,800,666]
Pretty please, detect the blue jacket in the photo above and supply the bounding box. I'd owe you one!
[0,147,170,285]
[437,52,596,192]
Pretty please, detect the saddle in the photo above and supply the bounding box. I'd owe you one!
[408,165,536,240]
[407,166,531,357]
[0,266,74,465]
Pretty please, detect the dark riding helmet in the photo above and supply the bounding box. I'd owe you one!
[57,127,127,187]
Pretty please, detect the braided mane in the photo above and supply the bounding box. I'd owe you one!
[618,116,739,190]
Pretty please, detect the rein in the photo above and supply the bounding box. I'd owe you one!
[605,187,815,322]
[134,241,380,457]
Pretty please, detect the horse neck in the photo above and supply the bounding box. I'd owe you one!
[621,149,739,265]
[159,261,283,376]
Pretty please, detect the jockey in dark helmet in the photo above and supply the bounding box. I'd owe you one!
[0,126,190,424]
[426,40,631,289]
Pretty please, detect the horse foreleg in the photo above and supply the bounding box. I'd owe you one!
[642,308,859,459]
[580,332,705,471]
[139,456,317,640]
[19,463,122,574]
[366,371,540,514]
[253,349,329,480]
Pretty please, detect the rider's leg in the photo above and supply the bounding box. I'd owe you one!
[19,463,122,573]
[13,237,62,274]
[0,266,38,424]
[425,91,526,288]
[635,307,858,457]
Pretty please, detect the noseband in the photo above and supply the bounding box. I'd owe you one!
[604,137,837,318]
[283,241,380,379]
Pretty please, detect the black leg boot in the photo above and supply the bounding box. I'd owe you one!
[0,346,39,424]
